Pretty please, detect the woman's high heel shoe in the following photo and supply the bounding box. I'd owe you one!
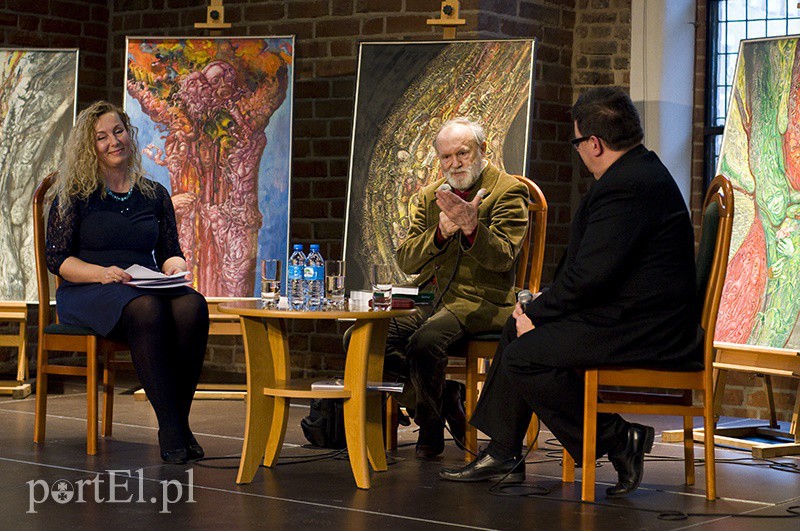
[186,433,204,461]
[159,430,189,464]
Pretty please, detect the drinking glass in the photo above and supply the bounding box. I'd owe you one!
[325,260,346,309]
[260,259,281,307]
[371,264,393,311]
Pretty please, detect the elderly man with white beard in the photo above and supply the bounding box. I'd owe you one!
[388,117,530,458]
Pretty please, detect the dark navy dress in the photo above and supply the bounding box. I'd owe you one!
[46,182,195,336]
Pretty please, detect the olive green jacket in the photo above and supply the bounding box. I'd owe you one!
[396,162,529,333]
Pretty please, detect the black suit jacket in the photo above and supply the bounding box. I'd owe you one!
[526,145,702,367]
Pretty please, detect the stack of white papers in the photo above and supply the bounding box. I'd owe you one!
[311,379,404,393]
[123,264,191,289]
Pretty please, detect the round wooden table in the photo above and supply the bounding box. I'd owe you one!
[218,301,416,489]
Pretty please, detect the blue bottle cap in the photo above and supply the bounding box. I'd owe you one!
[310,244,320,251]
[293,244,303,251]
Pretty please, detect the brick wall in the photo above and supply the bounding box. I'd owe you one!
[1,0,110,107]
[570,0,631,203]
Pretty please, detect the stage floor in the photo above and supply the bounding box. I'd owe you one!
[0,373,798,530]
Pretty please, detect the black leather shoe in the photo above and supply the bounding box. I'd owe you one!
[415,442,445,459]
[158,429,189,464]
[605,423,655,498]
[186,434,205,461]
[439,451,525,483]
[161,447,189,464]
[416,424,445,459]
[442,380,466,447]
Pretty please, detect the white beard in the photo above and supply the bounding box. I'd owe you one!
[444,157,483,190]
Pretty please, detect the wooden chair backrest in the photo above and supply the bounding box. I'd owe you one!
[32,173,58,328]
[699,174,734,370]
[512,175,548,293]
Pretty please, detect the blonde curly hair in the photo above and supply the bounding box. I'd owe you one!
[48,101,155,213]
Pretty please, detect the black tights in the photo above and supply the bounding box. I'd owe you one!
[109,293,209,451]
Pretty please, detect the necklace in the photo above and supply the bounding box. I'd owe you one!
[106,186,133,202]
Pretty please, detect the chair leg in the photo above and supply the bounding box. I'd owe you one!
[683,415,695,486]
[562,449,575,483]
[581,370,599,502]
[704,387,717,500]
[712,368,728,424]
[526,414,539,450]
[464,351,480,461]
[102,353,115,438]
[16,321,28,382]
[33,346,48,444]
[86,338,99,455]
[384,394,398,452]
[764,375,779,429]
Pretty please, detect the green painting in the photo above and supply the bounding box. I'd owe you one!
[715,36,800,349]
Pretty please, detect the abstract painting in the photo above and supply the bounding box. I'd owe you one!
[0,49,78,302]
[125,37,294,298]
[343,40,537,292]
[715,36,800,349]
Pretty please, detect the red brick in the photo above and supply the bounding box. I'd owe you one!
[6,0,46,14]
[315,18,359,38]
[315,57,356,77]
[331,0,354,16]
[361,17,384,35]
[356,0,402,13]
[245,3,286,20]
[288,0,329,19]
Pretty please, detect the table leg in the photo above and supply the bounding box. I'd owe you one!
[236,316,288,484]
[262,317,291,467]
[343,318,389,489]
[365,320,389,473]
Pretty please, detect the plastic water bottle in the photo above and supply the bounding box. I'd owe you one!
[288,244,306,310]
[304,244,325,311]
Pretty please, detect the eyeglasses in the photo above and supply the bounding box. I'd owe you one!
[570,136,592,150]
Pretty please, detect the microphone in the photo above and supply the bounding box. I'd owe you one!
[476,188,488,200]
[517,289,534,311]
[438,183,452,193]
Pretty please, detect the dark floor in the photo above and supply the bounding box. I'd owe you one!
[1,374,799,530]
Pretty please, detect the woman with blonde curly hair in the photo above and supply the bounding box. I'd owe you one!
[45,101,209,464]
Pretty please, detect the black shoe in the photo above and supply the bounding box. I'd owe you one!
[397,406,411,427]
[186,433,205,461]
[416,424,445,459]
[605,423,655,498]
[439,451,525,483]
[158,429,189,464]
[442,380,466,447]
[415,442,445,459]
[161,447,189,464]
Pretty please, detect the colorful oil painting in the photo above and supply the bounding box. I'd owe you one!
[343,40,537,291]
[125,37,293,298]
[0,49,77,302]
[715,36,800,349]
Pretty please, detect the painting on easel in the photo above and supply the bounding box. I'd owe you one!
[343,39,537,292]
[124,36,294,298]
[715,36,800,349]
[0,49,78,302]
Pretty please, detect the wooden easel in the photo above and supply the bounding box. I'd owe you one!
[427,0,466,39]
[663,341,800,458]
[0,302,32,399]
[194,0,231,35]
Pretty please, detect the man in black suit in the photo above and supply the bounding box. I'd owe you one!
[440,87,703,498]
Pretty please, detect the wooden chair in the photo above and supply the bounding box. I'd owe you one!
[0,301,32,398]
[459,174,548,460]
[562,174,734,501]
[33,173,130,455]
